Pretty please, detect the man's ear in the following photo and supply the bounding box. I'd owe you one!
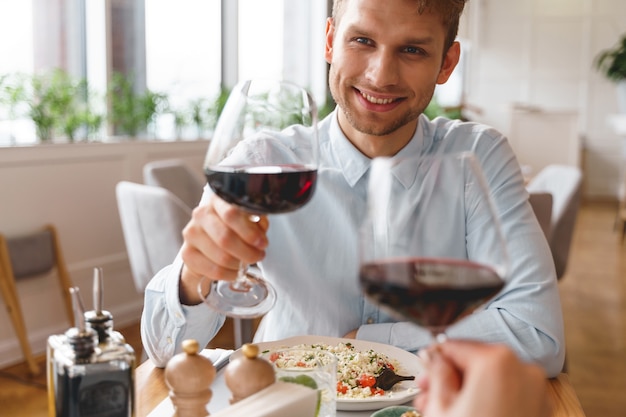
[324,17,335,64]
[437,41,461,85]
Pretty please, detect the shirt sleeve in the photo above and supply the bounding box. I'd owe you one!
[140,254,226,368]
[357,131,566,378]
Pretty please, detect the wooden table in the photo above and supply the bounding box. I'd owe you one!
[135,359,587,417]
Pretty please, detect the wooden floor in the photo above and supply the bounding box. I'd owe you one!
[557,201,626,417]
[0,201,624,417]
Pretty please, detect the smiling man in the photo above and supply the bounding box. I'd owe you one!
[141,0,566,378]
[326,0,460,157]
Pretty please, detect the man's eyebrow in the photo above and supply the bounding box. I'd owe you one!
[404,36,436,45]
[342,24,435,45]
[342,24,373,38]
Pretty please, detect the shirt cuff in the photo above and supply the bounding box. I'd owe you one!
[357,321,432,353]
[356,322,393,345]
[164,255,188,327]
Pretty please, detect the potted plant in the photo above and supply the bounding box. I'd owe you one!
[107,72,168,138]
[25,69,104,143]
[27,69,68,142]
[0,72,27,144]
[188,98,207,139]
[206,85,231,132]
[595,33,626,113]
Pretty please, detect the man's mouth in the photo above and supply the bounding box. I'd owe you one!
[358,89,401,105]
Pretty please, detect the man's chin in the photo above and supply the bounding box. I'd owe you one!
[347,115,408,137]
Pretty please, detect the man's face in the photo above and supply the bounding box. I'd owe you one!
[325,0,459,154]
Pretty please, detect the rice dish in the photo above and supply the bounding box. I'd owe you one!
[265,341,406,399]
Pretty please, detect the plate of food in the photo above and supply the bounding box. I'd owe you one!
[231,335,423,411]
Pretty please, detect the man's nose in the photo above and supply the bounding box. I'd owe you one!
[365,49,399,87]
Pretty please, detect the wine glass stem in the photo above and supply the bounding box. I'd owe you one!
[226,213,262,293]
[435,332,448,344]
[229,262,252,292]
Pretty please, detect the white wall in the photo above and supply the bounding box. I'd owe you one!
[0,140,207,367]
[461,0,626,198]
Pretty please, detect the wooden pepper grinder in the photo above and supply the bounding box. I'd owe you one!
[165,339,216,417]
[224,343,275,404]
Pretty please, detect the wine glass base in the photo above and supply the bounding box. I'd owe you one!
[204,271,277,318]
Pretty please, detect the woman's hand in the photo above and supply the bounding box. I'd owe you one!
[414,340,552,417]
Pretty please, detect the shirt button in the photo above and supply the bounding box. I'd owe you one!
[366,317,374,324]
[175,312,182,319]
[167,337,173,344]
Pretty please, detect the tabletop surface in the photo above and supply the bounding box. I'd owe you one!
[135,354,587,417]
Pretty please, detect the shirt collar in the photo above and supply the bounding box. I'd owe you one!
[328,110,428,188]
[392,124,429,189]
[329,112,370,187]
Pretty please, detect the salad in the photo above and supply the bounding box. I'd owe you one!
[265,341,406,399]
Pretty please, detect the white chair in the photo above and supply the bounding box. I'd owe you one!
[528,191,553,241]
[143,158,204,209]
[527,165,583,280]
[115,181,192,294]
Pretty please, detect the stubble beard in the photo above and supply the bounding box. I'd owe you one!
[341,102,423,137]
[329,74,430,137]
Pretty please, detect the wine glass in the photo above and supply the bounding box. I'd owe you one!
[358,152,510,343]
[199,79,319,318]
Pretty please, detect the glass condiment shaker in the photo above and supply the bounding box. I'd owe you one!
[48,286,135,417]
[84,268,134,359]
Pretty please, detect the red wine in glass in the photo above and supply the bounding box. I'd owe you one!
[359,257,504,337]
[199,80,319,318]
[205,164,317,214]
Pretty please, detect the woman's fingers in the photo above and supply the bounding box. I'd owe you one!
[416,346,462,413]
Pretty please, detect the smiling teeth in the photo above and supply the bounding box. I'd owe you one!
[362,92,394,105]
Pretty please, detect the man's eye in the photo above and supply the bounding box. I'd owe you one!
[355,37,371,45]
[404,46,425,55]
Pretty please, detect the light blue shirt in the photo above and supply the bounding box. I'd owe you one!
[141,111,565,376]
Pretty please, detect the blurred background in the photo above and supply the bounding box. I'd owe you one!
[0,1,625,416]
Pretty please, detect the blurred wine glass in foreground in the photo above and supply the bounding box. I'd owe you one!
[359,152,509,343]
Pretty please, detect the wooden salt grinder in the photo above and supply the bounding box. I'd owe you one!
[165,339,216,417]
[224,343,275,404]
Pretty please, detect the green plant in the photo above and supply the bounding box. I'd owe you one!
[0,73,25,115]
[248,87,315,128]
[107,72,168,137]
[0,73,27,142]
[171,109,188,139]
[595,33,626,82]
[188,99,203,127]
[423,96,463,120]
[318,92,336,120]
[28,69,74,142]
[206,85,231,131]
[26,69,104,142]
[83,110,104,140]
[188,98,209,138]
[0,69,104,143]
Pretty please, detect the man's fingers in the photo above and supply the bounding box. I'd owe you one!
[212,195,269,252]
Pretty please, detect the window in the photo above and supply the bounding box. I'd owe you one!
[0,1,35,144]
[0,0,330,145]
[239,0,284,81]
[145,0,221,139]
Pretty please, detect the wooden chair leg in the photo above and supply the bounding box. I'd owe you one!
[0,237,40,376]
[46,225,74,325]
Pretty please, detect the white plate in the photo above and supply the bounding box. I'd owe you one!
[232,335,422,411]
